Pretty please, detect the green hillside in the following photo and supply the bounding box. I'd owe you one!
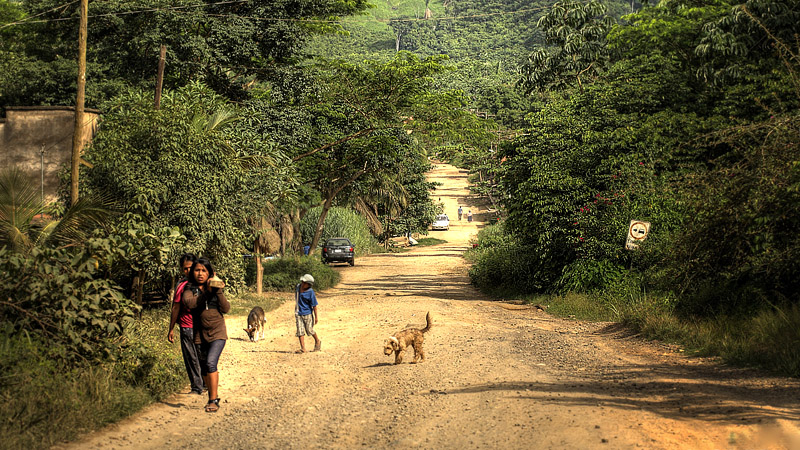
[307,0,631,126]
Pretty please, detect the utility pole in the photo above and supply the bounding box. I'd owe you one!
[40,144,45,206]
[70,0,88,206]
[154,44,166,109]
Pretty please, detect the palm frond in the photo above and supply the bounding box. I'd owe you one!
[353,197,383,235]
[235,154,276,169]
[42,194,116,248]
[0,168,43,250]
[190,113,209,134]
[206,109,240,132]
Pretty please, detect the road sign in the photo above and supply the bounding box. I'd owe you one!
[625,220,650,250]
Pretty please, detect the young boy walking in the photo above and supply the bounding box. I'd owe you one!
[295,274,322,353]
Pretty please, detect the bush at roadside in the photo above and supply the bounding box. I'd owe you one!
[466,223,558,295]
[247,256,341,292]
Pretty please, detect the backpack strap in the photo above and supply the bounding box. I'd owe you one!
[295,283,301,316]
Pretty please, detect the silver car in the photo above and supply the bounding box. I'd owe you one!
[431,214,450,231]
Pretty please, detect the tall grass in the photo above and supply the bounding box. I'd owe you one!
[525,289,800,377]
[300,206,378,253]
[0,308,184,449]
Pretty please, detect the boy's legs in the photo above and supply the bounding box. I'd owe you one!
[296,314,319,352]
[179,327,205,393]
[311,333,321,351]
[296,315,308,353]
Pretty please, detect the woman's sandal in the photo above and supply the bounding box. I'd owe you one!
[205,398,220,413]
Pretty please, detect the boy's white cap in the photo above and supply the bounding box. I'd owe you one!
[300,274,315,284]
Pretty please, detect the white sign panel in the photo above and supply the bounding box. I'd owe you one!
[625,220,650,250]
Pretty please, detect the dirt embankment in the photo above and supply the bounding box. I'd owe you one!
[58,164,800,450]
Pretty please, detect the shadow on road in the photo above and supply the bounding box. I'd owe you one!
[435,370,800,425]
[338,273,484,302]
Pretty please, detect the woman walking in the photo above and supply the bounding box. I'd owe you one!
[182,257,230,412]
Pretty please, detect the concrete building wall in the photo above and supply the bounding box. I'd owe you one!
[0,106,100,203]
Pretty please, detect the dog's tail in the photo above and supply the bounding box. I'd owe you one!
[421,312,432,333]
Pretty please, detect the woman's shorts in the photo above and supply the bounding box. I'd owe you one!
[295,314,315,337]
[199,339,226,375]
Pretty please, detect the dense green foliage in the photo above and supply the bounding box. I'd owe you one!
[469,0,800,327]
[465,223,547,294]
[519,0,614,93]
[0,244,136,359]
[0,0,371,107]
[83,83,294,290]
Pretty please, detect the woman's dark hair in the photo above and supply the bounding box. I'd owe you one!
[188,258,214,285]
[180,253,197,266]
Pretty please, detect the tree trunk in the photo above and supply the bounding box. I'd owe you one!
[279,214,286,256]
[70,0,88,206]
[292,208,304,254]
[309,195,334,255]
[132,269,145,306]
[255,250,263,295]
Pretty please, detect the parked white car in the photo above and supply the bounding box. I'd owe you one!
[431,214,450,231]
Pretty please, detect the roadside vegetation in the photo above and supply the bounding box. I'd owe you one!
[247,256,341,292]
[461,0,800,377]
[1,0,798,445]
[0,0,493,445]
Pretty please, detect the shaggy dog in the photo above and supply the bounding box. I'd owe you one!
[384,312,432,364]
[243,306,266,342]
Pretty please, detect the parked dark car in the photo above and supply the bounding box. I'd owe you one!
[322,238,355,266]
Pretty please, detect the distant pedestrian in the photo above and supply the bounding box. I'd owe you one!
[458,206,463,221]
[167,253,205,395]
[295,274,322,353]
[467,210,473,222]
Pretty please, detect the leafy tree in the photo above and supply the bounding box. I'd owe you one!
[696,0,800,83]
[1,0,371,107]
[83,82,295,289]
[291,52,494,252]
[519,0,615,93]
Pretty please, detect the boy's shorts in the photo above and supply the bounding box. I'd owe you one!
[295,314,315,337]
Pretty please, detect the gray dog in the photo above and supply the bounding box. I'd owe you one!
[243,306,266,342]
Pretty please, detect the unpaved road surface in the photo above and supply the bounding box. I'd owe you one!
[60,164,800,449]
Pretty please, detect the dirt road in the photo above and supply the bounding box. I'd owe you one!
[61,163,800,449]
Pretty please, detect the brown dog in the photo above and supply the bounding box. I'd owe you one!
[384,312,432,364]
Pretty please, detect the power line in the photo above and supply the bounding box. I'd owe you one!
[0,0,79,30]
[1,0,249,28]
[1,2,548,28]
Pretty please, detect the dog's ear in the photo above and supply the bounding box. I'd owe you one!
[389,336,399,350]
[243,328,250,333]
